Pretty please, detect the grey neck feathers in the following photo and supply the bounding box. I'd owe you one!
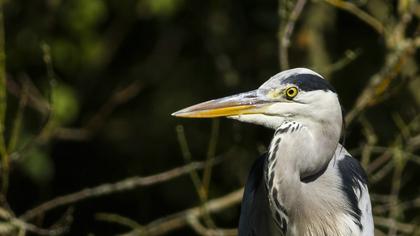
[265,116,342,234]
[270,116,342,180]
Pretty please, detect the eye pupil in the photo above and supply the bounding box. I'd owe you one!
[286,87,298,99]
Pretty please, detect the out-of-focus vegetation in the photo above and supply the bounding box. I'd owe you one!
[0,0,418,235]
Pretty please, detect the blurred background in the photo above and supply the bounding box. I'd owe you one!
[1,0,420,235]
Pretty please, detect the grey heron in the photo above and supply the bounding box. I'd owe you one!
[172,68,374,236]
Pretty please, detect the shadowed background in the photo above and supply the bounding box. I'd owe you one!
[1,0,420,235]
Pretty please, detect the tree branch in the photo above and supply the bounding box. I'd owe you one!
[324,0,384,34]
[20,160,219,221]
[278,0,307,70]
[120,188,243,236]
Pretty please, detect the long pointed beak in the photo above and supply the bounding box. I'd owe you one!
[172,90,271,118]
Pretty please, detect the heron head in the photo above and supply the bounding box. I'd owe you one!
[172,68,342,130]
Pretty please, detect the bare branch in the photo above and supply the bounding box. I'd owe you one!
[345,39,417,124]
[121,188,243,236]
[54,81,143,141]
[324,0,384,34]
[0,0,9,199]
[7,79,29,153]
[175,124,216,228]
[278,0,307,70]
[202,119,220,199]
[95,213,143,231]
[374,216,415,234]
[20,160,218,221]
[187,215,237,236]
[374,196,420,215]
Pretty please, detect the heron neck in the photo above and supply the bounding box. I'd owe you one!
[273,119,340,176]
[265,119,341,215]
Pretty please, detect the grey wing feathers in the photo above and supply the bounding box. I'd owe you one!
[238,154,282,236]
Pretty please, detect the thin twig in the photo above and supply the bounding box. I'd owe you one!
[15,209,72,236]
[0,207,72,236]
[7,79,29,153]
[345,39,417,124]
[187,215,237,236]
[370,160,394,184]
[95,213,143,230]
[360,115,377,169]
[324,0,384,34]
[175,125,206,201]
[121,188,243,236]
[374,197,420,215]
[175,125,216,228]
[0,0,8,198]
[387,129,406,236]
[374,216,415,234]
[323,49,362,74]
[54,81,143,141]
[202,119,220,199]
[366,149,392,175]
[278,0,307,70]
[6,76,50,115]
[20,160,219,221]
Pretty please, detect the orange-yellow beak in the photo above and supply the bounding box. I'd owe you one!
[172,90,271,118]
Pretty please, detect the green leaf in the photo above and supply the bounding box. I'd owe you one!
[138,0,184,18]
[51,83,79,125]
[19,147,54,185]
[66,0,107,33]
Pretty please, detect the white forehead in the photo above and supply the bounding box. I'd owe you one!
[259,68,324,89]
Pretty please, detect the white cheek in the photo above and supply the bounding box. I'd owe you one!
[265,102,302,117]
[228,114,285,129]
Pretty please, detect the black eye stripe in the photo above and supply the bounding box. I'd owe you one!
[281,73,336,93]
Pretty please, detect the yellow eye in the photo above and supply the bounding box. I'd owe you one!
[285,87,298,99]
